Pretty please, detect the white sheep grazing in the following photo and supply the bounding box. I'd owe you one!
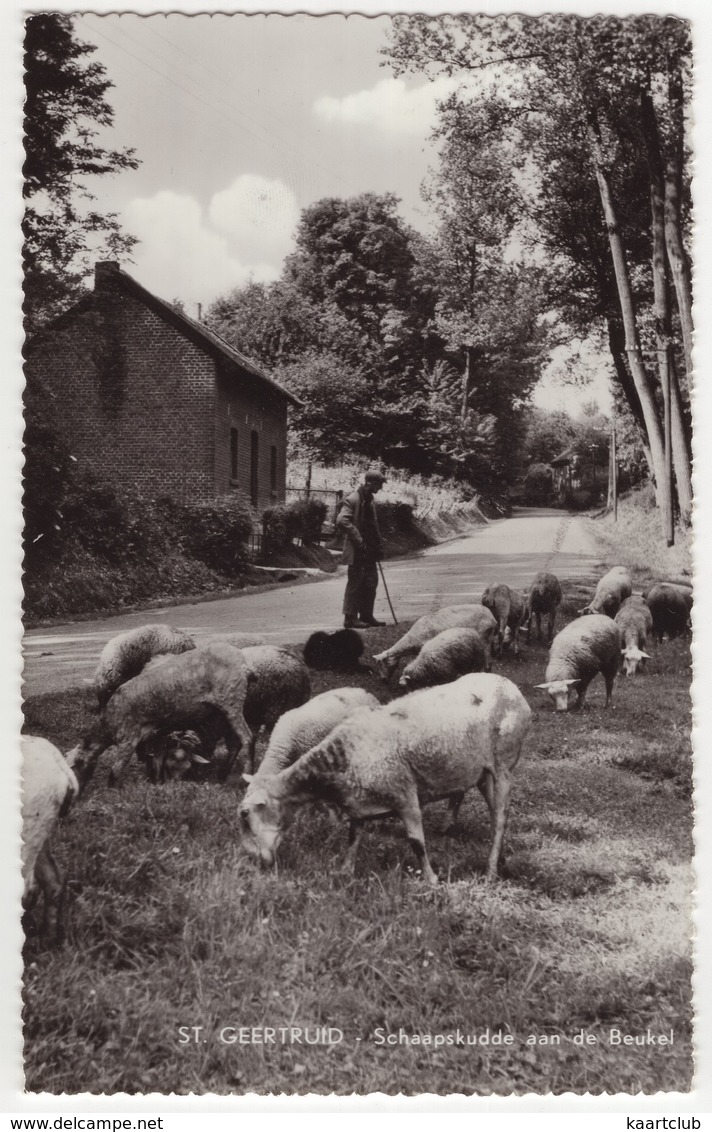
[535,614,621,711]
[398,627,487,691]
[93,624,196,707]
[143,644,312,780]
[241,687,379,804]
[524,573,562,642]
[239,673,531,886]
[579,567,632,618]
[373,605,497,681]
[22,736,78,944]
[67,642,253,787]
[482,584,527,655]
[615,596,653,676]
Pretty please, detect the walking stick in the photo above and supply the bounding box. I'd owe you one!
[378,561,398,626]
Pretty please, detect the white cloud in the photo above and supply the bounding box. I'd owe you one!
[209,174,299,265]
[123,188,286,308]
[313,75,482,137]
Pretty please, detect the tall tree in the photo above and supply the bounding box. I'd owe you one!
[23,13,139,332]
[208,193,445,467]
[384,14,693,522]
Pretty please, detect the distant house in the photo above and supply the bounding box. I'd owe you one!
[550,446,580,496]
[24,261,301,510]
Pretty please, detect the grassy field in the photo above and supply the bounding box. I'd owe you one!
[22,578,693,1096]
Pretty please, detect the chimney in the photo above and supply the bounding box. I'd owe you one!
[94,261,121,290]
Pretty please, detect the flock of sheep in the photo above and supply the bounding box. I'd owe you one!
[22,565,692,945]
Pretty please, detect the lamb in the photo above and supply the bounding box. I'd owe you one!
[241,687,379,804]
[139,645,311,780]
[92,624,196,708]
[239,673,531,885]
[645,583,691,642]
[398,627,487,691]
[615,596,653,675]
[482,583,527,655]
[535,614,621,711]
[21,736,79,944]
[303,629,364,671]
[67,642,253,786]
[372,605,497,681]
[579,566,632,618]
[524,573,562,643]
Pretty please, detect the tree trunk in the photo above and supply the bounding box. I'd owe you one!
[640,86,692,526]
[586,110,666,508]
[664,58,694,381]
[461,347,473,420]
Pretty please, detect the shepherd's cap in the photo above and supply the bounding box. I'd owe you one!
[364,470,386,485]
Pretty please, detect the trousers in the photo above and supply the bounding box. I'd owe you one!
[343,556,379,618]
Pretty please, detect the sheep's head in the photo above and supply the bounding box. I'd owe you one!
[398,667,416,690]
[239,776,288,867]
[372,650,397,682]
[147,730,210,782]
[65,717,112,793]
[621,646,650,676]
[534,678,579,711]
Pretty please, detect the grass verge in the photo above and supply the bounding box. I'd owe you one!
[22,580,693,1095]
[592,486,692,583]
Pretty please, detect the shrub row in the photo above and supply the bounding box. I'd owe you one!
[23,468,257,623]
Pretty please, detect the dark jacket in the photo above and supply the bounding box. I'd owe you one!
[337,487,384,565]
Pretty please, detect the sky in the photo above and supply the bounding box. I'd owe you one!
[69,11,613,416]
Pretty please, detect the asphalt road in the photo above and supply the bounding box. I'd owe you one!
[22,507,604,699]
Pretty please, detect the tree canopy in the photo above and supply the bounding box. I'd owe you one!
[23,13,139,332]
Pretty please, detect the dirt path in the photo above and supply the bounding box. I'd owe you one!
[23,508,604,698]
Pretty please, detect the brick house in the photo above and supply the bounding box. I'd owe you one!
[24,261,301,510]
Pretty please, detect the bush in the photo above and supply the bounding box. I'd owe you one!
[523,463,553,504]
[563,488,600,511]
[287,497,327,545]
[173,496,254,576]
[262,497,328,553]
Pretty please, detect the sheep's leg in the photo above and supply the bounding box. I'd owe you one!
[35,844,66,945]
[218,709,253,782]
[512,626,520,656]
[602,665,616,708]
[341,821,364,874]
[399,796,438,885]
[444,791,465,834]
[536,612,543,641]
[547,610,555,642]
[477,770,495,819]
[575,679,592,711]
[108,738,140,786]
[484,770,512,883]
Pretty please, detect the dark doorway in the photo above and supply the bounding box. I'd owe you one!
[250,430,259,508]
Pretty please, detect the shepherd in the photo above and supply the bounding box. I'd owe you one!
[337,470,387,629]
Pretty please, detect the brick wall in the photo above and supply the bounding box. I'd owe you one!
[25,274,290,508]
[214,362,288,511]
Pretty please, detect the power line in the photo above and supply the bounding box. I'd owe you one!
[81,13,353,196]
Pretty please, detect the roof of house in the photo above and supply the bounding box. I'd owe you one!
[26,261,303,408]
[550,446,580,467]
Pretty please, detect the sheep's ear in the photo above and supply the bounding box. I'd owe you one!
[242,773,254,784]
[641,651,651,659]
[621,648,627,655]
[534,682,552,690]
[564,679,580,686]
[191,753,210,765]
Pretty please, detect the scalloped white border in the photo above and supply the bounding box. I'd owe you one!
[4,0,710,1117]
